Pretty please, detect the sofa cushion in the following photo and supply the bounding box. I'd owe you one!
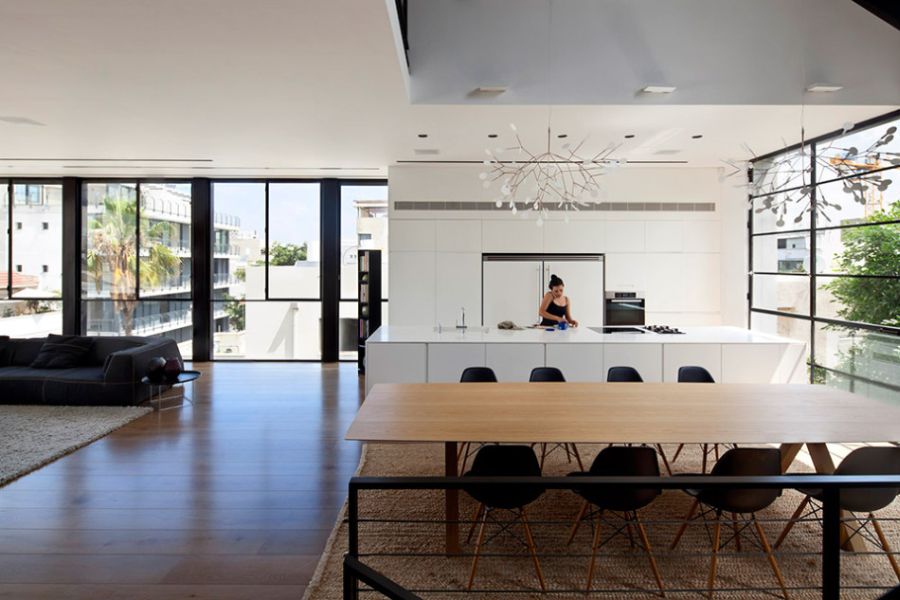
[7,338,45,366]
[86,336,145,367]
[30,335,95,369]
[0,336,10,367]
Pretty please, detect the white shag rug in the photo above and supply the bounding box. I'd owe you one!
[0,405,151,486]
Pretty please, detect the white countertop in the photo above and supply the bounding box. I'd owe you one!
[367,325,801,345]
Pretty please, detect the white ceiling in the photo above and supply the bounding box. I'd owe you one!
[0,0,896,177]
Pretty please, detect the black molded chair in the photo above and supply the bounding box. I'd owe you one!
[607,366,643,382]
[671,448,788,599]
[458,367,498,472]
[529,367,584,470]
[671,365,727,472]
[567,446,665,594]
[774,446,900,582]
[464,445,546,591]
[606,366,672,476]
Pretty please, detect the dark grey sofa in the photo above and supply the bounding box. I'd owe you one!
[0,336,182,406]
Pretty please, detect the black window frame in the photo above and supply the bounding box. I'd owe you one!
[748,109,900,392]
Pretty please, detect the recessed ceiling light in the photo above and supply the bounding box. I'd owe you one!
[417,133,428,138]
[487,134,498,139]
[640,85,677,94]
[624,134,636,139]
[806,84,843,93]
[692,134,703,139]
[557,134,568,139]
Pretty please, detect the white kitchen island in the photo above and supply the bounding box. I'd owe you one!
[364,326,807,394]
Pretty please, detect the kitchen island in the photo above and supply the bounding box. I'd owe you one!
[364,325,807,393]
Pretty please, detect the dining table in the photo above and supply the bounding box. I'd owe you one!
[346,382,900,554]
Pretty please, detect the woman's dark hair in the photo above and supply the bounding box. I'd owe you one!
[548,274,564,289]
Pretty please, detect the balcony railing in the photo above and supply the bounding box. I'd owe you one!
[213,273,242,286]
[87,307,191,336]
[213,243,241,256]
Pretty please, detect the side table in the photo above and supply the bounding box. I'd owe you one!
[141,370,201,411]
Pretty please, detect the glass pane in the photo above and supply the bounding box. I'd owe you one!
[11,183,62,298]
[816,222,900,276]
[212,300,321,360]
[0,182,7,299]
[340,300,359,360]
[816,276,900,327]
[139,183,191,298]
[816,177,898,227]
[84,299,193,356]
[268,183,320,299]
[752,190,811,234]
[0,299,62,337]
[752,232,809,273]
[816,117,900,182]
[814,322,900,402]
[750,311,811,366]
[212,182,266,301]
[340,184,389,300]
[83,183,138,299]
[750,147,811,197]
[751,273,809,315]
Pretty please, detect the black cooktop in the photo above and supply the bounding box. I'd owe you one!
[592,327,647,334]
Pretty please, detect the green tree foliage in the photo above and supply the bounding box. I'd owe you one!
[824,202,900,327]
[223,293,245,331]
[265,242,308,266]
[85,197,181,335]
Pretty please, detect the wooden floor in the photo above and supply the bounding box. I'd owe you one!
[0,362,364,599]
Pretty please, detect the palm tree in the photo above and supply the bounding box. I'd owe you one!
[85,196,181,335]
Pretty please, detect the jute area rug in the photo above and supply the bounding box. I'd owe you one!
[305,443,899,599]
[0,404,151,486]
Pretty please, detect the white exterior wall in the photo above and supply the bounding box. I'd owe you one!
[388,164,747,328]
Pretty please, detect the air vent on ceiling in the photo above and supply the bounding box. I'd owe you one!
[653,149,682,155]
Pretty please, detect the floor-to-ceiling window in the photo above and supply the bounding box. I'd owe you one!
[749,112,899,399]
[1,180,64,337]
[81,181,193,356]
[211,181,322,360]
[339,182,389,360]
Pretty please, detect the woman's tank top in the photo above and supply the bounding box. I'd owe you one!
[541,297,567,326]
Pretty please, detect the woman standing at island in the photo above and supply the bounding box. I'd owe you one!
[539,274,579,327]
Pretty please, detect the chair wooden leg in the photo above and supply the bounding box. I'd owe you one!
[731,512,742,552]
[702,444,709,473]
[586,509,604,592]
[569,444,585,471]
[466,507,488,591]
[870,514,900,582]
[520,508,546,592]
[671,443,685,463]
[625,519,636,548]
[458,443,471,473]
[563,443,572,463]
[539,443,547,471]
[466,503,484,543]
[656,444,673,476]
[714,444,720,462]
[634,512,666,597]
[753,515,790,600]
[567,500,589,545]
[774,495,810,549]
[707,513,722,600]
[671,498,700,550]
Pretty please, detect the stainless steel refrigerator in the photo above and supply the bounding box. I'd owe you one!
[481,254,605,327]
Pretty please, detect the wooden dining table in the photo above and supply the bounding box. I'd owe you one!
[345,382,900,554]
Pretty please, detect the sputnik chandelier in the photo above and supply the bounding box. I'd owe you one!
[479,123,624,225]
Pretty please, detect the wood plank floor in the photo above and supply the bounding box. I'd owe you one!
[0,362,364,599]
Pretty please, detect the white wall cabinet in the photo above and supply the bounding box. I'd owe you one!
[435,252,482,327]
[388,252,435,326]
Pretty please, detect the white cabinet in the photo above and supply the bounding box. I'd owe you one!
[603,221,645,252]
[544,259,604,326]
[428,343,486,383]
[482,221,543,253]
[603,344,663,382]
[390,220,436,252]
[436,220,482,252]
[482,260,543,327]
[486,344,546,381]
[644,221,684,253]
[546,344,605,382]
[365,343,426,394]
[722,343,807,383]
[389,252,435,326]
[663,344,722,382]
[435,252,482,327]
[543,220,605,253]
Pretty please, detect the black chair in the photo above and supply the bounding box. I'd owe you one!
[671,366,728,472]
[463,445,546,591]
[670,448,788,599]
[529,367,584,471]
[774,446,900,582]
[607,366,643,382]
[606,366,672,476]
[457,367,498,472]
[567,446,665,594]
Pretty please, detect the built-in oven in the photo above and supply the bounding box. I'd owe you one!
[604,292,646,326]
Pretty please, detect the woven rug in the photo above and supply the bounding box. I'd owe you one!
[0,404,151,486]
[305,443,900,599]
